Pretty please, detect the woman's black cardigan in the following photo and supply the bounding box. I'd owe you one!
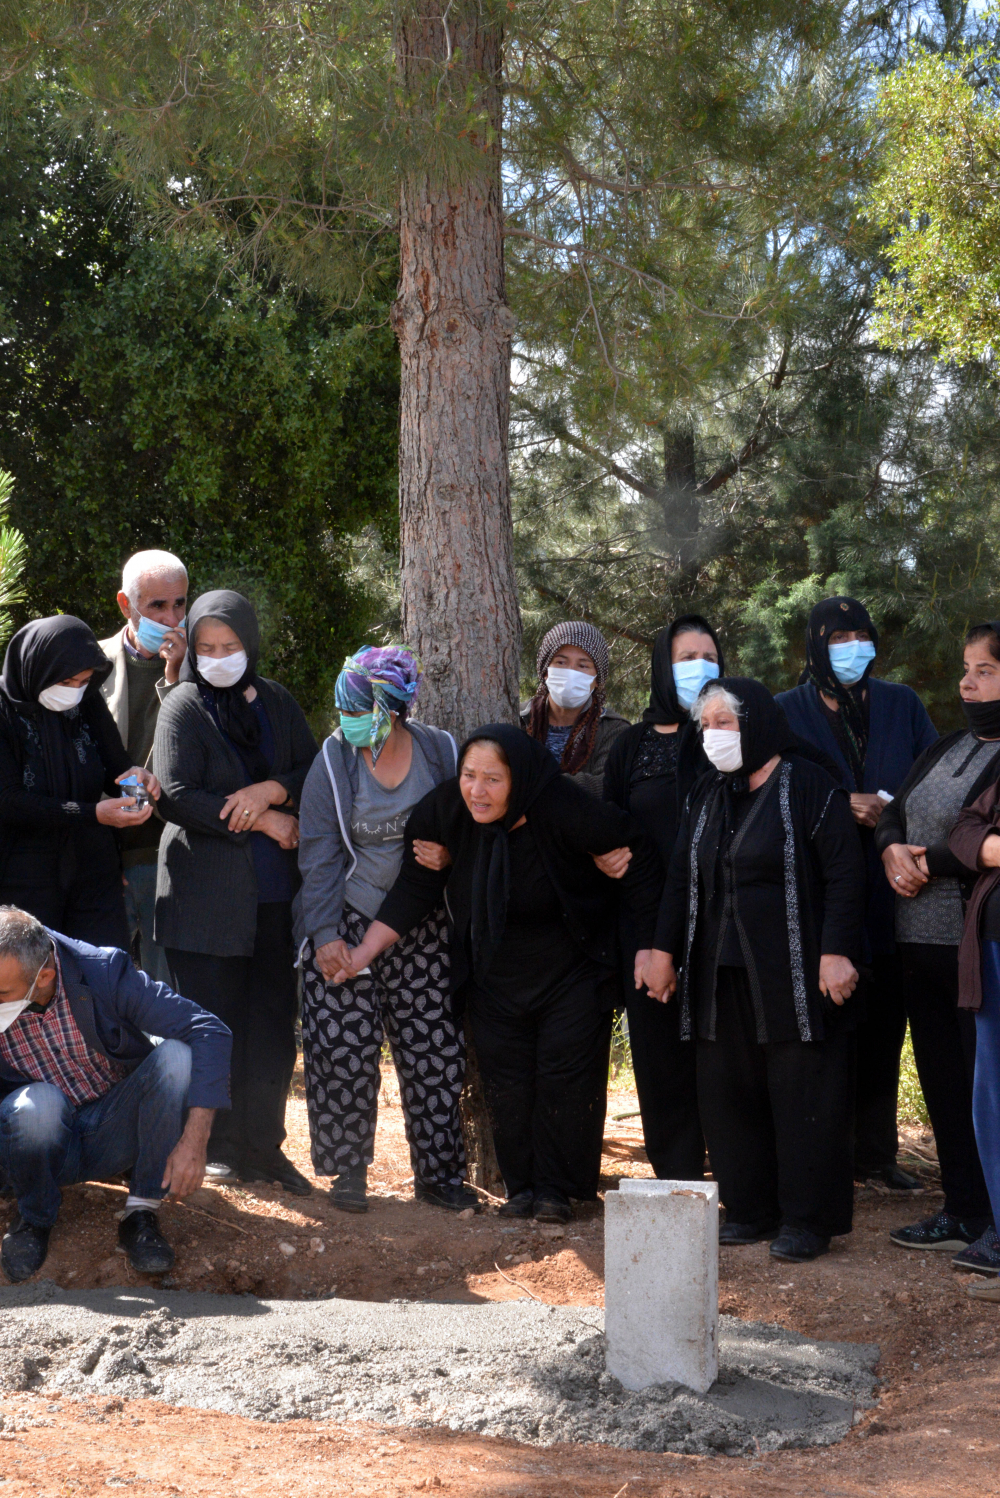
[377,774,663,1003]
[153,679,318,958]
[655,754,865,1044]
[874,729,1000,898]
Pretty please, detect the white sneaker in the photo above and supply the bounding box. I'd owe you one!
[204,1162,237,1182]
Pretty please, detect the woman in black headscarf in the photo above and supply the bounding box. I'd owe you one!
[601,614,723,1181]
[152,591,318,1195]
[644,678,865,1262]
[777,597,938,1192]
[0,616,160,945]
[328,723,662,1223]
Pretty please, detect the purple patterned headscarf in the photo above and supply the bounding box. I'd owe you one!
[335,644,423,761]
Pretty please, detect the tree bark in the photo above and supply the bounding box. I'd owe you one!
[391,0,521,743]
[392,2,515,1189]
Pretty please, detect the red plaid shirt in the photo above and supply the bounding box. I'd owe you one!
[0,949,130,1106]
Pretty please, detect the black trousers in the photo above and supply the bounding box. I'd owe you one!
[897,942,991,1220]
[469,969,613,1200]
[697,968,856,1239]
[0,868,129,951]
[854,951,909,1176]
[166,901,298,1166]
[623,962,703,1183]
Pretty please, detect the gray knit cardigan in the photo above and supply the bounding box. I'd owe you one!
[152,679,318,957]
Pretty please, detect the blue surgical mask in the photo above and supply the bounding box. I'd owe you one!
[672,658,720,710]
[134,613,185,654]
[828,640,876,686]
[340,711,374,748]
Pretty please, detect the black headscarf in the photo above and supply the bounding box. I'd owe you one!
[461,723,561,977]
[708,676,793,782]
[698,677,799,899]
[0,616,112,799]
[799,596,878,787]
[644,614,725,726]
[963,620,1000,739]
[180,590,270,782]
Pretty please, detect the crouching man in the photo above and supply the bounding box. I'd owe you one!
[0,907,231,1283]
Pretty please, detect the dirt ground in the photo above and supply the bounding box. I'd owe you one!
[1,1065,999,1496]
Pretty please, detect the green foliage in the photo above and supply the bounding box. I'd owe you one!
[0,96,399,714]
[0,471,28,647]
[870,17,1000,362]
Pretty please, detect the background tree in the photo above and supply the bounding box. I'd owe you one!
[0,471,28,646]
[0,93,399,714]
[0,0,890,736]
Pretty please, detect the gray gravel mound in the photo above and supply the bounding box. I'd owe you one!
[0,1284,879,1455]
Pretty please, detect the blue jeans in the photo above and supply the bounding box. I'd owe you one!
[974,941,1000,1229]
[0,1040,192,1227]
[123,861,171,984]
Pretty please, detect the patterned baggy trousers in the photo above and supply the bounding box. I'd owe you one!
[300,906,467,1185]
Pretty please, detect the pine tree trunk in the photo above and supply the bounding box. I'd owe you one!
[391,2,516,1194]
[391,0,521,743]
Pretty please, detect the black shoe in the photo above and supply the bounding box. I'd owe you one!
[719,1219,780,1246]
[498,1189,534,1219]
[952,1225,1000,1276]
[1,1214,51,1283]
[118,1210,175,1274]
[857,1165,922,1191]
[240,1151,312,1197]
[414,1180,482,1213]
[769,1226,830,1263]
[533,1190,572,1225]
[889,1209,990,1251]
[330,1167,368,1214]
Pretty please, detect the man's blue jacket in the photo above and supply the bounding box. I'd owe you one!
[0,931,232,1111]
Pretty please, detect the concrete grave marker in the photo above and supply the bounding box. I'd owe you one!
[604,1177,719,1395]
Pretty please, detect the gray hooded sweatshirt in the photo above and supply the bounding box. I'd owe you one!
[293,721,458,954]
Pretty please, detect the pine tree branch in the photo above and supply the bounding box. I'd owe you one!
[532,583,656,648]
[695,336,792,496]
[513,399,660,499]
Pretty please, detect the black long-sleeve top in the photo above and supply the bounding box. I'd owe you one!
[377,773,663,1001]
[655,754,865,1044]
[153,679,318,958]
[0,694,132,887]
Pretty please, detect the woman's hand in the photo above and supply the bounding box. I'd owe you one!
[641,950,677,1003]
[980,833,1000,869]
[849,793,884,828]
[331,947,367,984]
[882,842,929,898]
[413,839,452,871]
[592,846,632,879]
[255,809,299,849]
[220,779,286,832]
[115,766,161,801]
[315,939,355,983]
[97,795,153,827]
[819,954,859,1006]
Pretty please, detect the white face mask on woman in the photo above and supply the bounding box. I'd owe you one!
[196,651,248,689]
[702,728,744,774]
[546,666,595,710]
[37,682,87,713]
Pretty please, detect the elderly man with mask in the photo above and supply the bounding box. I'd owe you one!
[100,551,188,981]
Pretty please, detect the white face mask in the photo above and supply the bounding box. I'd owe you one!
[0,955,49,1034]
[702,727,744,774]
[196,651,248,689]
[546,666,596,711]
[37,682,87,713]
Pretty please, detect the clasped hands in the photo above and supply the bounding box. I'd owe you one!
[315,938,369,985]
[220,779,299,848]
[632,949,858,1007]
